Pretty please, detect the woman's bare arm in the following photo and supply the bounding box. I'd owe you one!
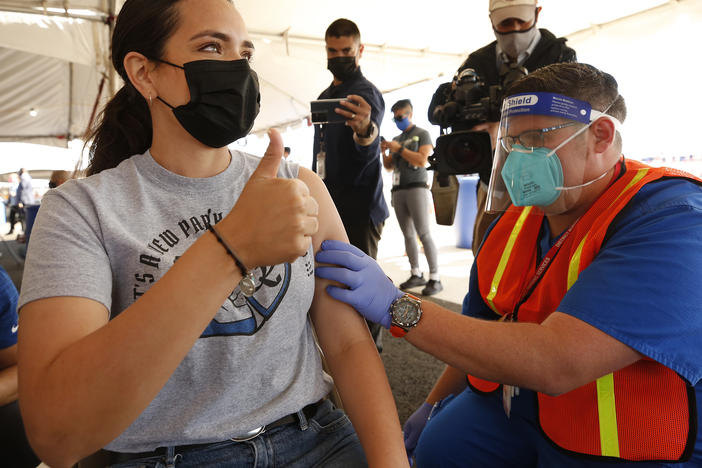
[299,167,408,467]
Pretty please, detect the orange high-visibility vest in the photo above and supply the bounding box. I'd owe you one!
[471,160,698,462]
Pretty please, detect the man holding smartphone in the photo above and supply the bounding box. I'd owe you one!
[313,18,387,350]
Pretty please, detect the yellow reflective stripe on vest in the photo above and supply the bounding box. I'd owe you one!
[616,168,649,204]
[596,373,620,457]
[567,168,650,290]
[486,206,533,313]
[567,234,588,290]
[567,238,620,455]
[563,171,651,458]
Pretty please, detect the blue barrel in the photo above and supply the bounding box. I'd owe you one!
[24,204,40,247]
[455,176,479,249]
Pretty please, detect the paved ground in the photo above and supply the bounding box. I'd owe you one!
[0,228,26,291]
[375,195,474,423]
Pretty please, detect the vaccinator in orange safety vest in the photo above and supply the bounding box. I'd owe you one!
[471,158,699,462]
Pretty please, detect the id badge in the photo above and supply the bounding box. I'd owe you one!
[502,384,520,418]
[316,151,326,179]
[392,171,401,186]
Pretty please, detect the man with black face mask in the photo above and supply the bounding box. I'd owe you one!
[429,0,576,252]
[313,18,387,350]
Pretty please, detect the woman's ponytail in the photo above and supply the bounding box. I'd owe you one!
[82,0,183,176]
[85,83,152,176]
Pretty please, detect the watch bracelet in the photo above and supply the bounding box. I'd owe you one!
[357,121,375,139]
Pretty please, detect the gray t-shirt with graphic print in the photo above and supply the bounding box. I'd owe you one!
[391,125,432,189]
[18,150,331,452]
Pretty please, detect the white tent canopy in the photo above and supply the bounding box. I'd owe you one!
[0,0,699,154]
[0,3,111,147]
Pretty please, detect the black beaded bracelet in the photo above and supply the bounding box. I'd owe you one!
[208,224,257,297]
[207,224,248,277]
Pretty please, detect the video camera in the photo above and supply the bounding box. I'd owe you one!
[428,64,527,177]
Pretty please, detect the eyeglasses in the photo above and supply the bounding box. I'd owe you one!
[499,122,578,153]
[393,113,409,122]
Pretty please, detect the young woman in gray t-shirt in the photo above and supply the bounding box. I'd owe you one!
[16,1,408,466]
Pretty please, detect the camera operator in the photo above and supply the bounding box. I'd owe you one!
[429,0,576,250]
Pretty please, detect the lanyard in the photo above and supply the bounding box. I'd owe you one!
[505,159,627,323]
[507,216,579,322]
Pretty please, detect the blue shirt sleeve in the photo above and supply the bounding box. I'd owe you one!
[558,178,702,385]
[462,259,500,321]
[0,266,19,349]
[352,83,385,155]
[462,215,502,321]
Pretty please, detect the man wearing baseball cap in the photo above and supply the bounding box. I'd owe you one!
[428,0,576,253]
[490,0,545,62]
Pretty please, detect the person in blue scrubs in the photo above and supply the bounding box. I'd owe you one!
[315,62,702,466]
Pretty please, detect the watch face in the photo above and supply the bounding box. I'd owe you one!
[393,298,420,327]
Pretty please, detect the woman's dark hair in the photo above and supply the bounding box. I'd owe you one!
[83,0,183,176]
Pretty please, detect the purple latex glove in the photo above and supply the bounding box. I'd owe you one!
[404,402,433,464]
[315,239,403,329]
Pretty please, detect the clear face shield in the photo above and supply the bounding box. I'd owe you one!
[486,92,622,215]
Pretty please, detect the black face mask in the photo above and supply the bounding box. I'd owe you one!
[327,56,358,82]
[155,58,260,148]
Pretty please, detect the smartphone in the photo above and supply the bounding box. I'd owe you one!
[310,98,347,124]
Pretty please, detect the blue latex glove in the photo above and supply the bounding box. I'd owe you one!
[404,402,433,464]
[315,239,403,329]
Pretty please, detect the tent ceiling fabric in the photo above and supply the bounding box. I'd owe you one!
[0,46,106,144]
[0,1,111,21]
[0,0,695,145]
[0,47,68,142]
[0,9,106,65]
[0,5,110,147]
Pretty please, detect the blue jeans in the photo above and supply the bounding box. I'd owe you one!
[0,400,41,468]
[109,400,367,467]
